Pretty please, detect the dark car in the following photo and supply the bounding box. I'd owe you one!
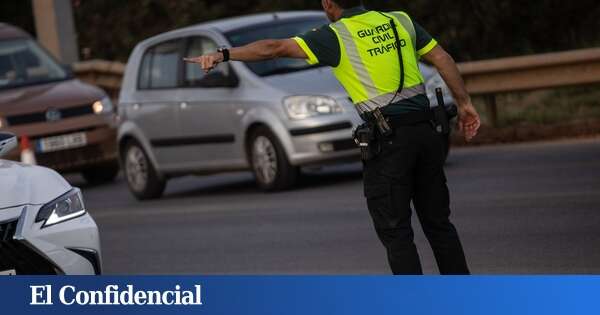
[0,23,119,184]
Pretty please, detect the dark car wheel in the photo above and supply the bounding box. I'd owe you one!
[122,140,166,200]
[81,162,119,185]
[249,126,298,191]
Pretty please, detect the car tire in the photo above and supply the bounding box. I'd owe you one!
[122,140,166,200]
[81,162,119,185]
[249,126,298,191]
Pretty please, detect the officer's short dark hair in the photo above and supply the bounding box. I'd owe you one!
[331,0,363,9]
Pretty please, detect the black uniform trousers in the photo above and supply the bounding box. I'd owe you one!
[363,122,469,275]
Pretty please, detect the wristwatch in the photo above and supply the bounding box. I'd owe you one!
[217,47,230,62]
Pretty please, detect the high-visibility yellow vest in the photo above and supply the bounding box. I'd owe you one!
[329,11,427,113]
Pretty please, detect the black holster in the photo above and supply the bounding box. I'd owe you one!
[432,105,451,135]
[353,122,379,161]
[432,87,456,135]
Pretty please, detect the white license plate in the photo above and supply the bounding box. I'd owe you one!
[0,269,15,275]
[36,132,87,153]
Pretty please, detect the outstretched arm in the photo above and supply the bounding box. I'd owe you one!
[183,39,307,73]
[422,45,481,142]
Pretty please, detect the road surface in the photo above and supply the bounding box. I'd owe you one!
[70,138,600,274]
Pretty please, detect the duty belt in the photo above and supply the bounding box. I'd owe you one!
[354,110,437,161]
[386,110,434,128]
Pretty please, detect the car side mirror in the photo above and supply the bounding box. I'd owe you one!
[201,64,239,88]
[0,132,17,158]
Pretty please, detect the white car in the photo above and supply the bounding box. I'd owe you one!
[0,132,102,275]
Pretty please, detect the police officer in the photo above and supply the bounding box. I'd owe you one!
[185,0,481,275]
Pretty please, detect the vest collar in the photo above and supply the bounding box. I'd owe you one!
[341,6,368,18]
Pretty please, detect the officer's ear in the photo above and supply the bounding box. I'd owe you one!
[322,0,340,22]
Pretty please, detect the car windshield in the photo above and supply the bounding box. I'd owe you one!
[226,17,328,77]
[0,38,68,90]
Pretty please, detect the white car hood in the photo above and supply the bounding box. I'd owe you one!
[0,159,71,208]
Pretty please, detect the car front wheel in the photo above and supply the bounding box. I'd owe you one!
[122,140,166,200]
[249,127,298,191]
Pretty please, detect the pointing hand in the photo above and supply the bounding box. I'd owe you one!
[183,52,223,73]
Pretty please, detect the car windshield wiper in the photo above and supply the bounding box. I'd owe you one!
[260,64,325,77]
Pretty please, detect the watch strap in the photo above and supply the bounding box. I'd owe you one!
[218,47,230,62]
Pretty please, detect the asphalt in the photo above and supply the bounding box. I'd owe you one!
[69,137,600,274]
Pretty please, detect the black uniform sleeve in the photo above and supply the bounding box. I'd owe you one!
[413,20,438,56]
[294,24,341,67]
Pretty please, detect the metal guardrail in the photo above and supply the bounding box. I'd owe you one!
[459,48,600,94]
[74,48,600,125]
[458,48,600,126]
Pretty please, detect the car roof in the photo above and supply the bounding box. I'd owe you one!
[183,11,325,33]
[0,23,31,40]
[141,11,326,46]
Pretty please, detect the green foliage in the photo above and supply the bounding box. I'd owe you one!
[397,0,600,62]
[69,0,325,60]
[0,0,35,35]
[2,0,600,62]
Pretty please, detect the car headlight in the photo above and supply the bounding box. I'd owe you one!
[283,96,343,120]
[36,188,86,228]
[92,96,114,114]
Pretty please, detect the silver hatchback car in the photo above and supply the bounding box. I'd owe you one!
[118,11,454,200]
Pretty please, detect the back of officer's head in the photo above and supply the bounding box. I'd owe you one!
[331,0,363,9]
[322,0,363,21]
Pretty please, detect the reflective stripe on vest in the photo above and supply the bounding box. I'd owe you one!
[357,83,425,112]
[389,12,419,67]
[328,11,426,112]
[330,22,380,100]
[389,12,415,50]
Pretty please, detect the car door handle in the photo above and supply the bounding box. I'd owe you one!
[180,102,188,110]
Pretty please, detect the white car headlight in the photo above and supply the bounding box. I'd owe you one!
[283,96,343,120]
[92,96,114,114]
[36,188,86,228]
